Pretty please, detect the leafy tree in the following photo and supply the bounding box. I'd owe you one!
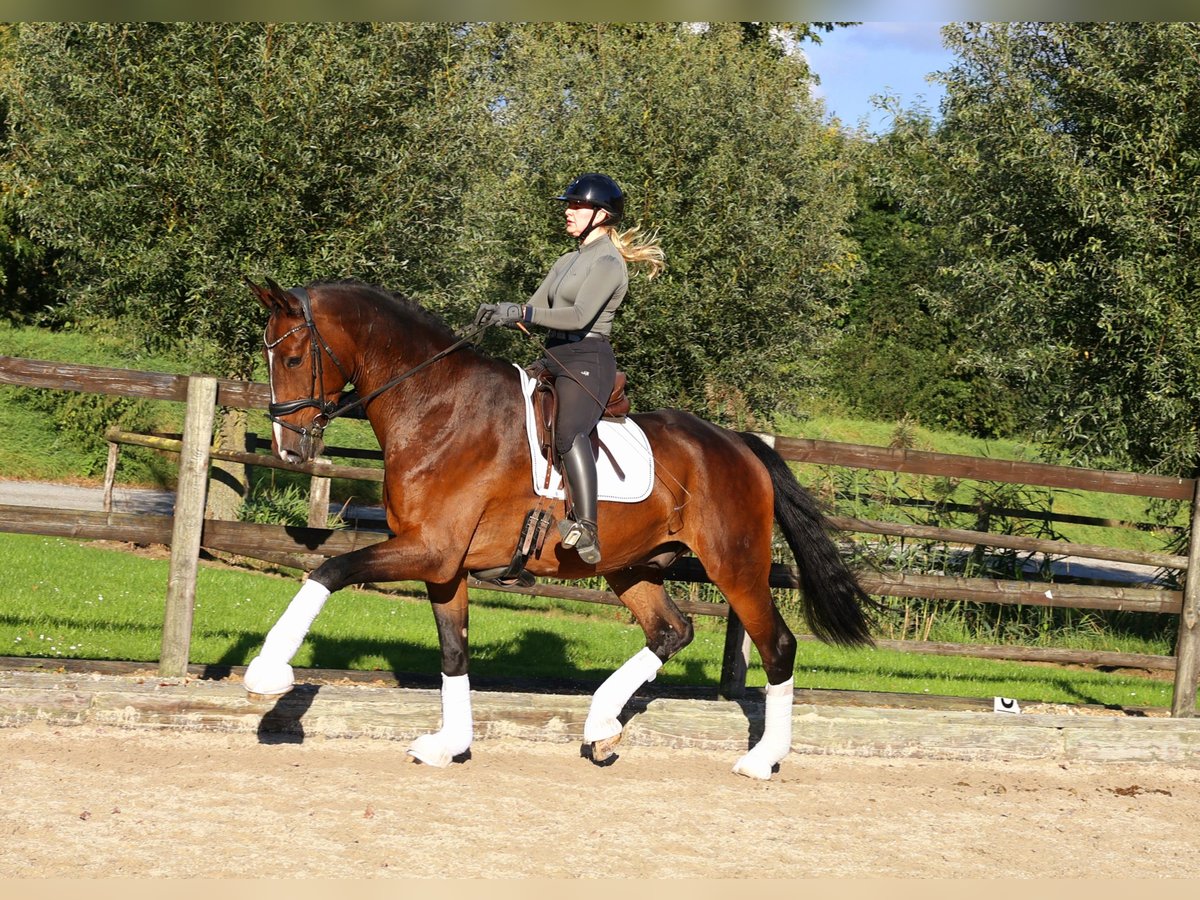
[829,116,1025,438]
[2,22,482,378]
[0,24,59,324]
[891,23,1200,475]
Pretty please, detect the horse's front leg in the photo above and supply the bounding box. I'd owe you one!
[242,540,454,700]
[243,574,332,699]
[406,576,473,767]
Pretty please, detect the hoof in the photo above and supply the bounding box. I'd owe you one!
[589,731,623,764]
[732,751,778,781]
[580,739,621,767]
[583,714,622,745]
[407,733,469,768]
[243,657,294,698]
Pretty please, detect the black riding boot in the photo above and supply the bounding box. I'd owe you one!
[558,432,601,565]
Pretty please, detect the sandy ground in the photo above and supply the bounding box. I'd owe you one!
[2,721,1198,880]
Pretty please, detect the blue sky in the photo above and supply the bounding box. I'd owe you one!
[800,22,957,133]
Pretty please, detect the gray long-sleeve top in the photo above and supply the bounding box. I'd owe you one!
[525,234,628,336]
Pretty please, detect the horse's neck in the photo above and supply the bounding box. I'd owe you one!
[354,339,520,446]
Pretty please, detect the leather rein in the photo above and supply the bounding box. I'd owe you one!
[264,286,486,444]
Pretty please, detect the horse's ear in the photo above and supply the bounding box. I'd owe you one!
[264,276,302,316]
[244,276,278,313]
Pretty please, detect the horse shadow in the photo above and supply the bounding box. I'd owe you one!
[255,683,320,744]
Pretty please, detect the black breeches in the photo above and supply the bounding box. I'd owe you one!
[543,336,617,457]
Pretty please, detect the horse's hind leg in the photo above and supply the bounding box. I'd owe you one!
[703,554,799,781]
[586,571,694,763]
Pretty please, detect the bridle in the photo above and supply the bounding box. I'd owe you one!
[263,287,356,445]
[263,285,487,445]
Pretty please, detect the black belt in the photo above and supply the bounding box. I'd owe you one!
[547,330,607,343]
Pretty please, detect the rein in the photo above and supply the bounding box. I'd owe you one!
[265,286,487,443]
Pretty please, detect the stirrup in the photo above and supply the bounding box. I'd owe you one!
[559,518,601,564]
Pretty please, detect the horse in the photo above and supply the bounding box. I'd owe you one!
[242,277,877,780]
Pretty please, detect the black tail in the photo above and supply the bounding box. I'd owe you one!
[739,431,876,648]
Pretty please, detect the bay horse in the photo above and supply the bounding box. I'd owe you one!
[243,277,876,780]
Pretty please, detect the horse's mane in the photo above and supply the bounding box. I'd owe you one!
[312,278,460,343]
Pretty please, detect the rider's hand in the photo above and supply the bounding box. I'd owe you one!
[474,302,524,328]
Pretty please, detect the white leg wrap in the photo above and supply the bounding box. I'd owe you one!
[732,677,795,780]
[407,673,474,767]
[243,579,331,696]
[584,646,663,743]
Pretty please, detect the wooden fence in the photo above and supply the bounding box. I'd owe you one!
[2,354,1199,713]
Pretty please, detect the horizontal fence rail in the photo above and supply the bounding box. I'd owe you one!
[3,355,1199,713]
[769,434,1195,501]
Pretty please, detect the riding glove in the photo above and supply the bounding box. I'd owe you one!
[473,302,525,328]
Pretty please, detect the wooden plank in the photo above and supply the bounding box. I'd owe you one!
[0,356,271,410]
[828,514,1189,571]
[839,636,1177,672]
[773,435,1196,501]
[0,356,189,401]
[160,377,216,677]
[853,571,1181,614]
[0,504,175,543]
[105,429,385,482]
[662,557,1180,614]
[0,504,1178,616]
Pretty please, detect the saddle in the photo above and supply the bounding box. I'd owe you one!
[470,365,633,589]
[526,360,630,468]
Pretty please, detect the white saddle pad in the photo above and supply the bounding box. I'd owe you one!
[515,364,654,503]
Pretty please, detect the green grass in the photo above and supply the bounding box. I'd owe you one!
[0,532,1185,710]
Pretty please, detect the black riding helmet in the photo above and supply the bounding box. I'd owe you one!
[555,173,625,226]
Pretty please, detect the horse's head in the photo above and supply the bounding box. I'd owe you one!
[247,277,353,464]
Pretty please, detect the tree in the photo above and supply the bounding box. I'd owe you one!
[3,23,484,378]
[0,24,59,324]
[829,115,1025,438]
[891,23,1200,475]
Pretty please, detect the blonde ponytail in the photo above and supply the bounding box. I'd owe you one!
[606,225,665,280]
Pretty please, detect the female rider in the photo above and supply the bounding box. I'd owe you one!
[475,173,663,565]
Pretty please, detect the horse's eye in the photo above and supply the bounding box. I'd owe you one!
[285,356,303,369]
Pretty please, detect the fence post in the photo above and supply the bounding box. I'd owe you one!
[719,610,751,699]
[1171,478,1200,716]
[160,376,217,677]
[102,441,120,515]
[307,458,331,528]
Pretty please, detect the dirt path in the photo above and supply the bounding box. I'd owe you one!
[2,721,1198,879]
